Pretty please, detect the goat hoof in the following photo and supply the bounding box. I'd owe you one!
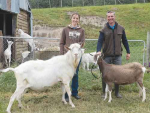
[142,100,146,102]
[6,110,11,113]
[71,104,75,108]
[63,101,67,105]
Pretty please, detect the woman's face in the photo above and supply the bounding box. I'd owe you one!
[71,14,80,27]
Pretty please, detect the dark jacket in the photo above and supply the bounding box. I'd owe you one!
[97,22,130,57]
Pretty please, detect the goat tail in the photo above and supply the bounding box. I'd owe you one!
[0,68,15,73]
[142,67,146,73]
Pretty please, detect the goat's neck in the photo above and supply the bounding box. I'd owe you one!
[66,52,79,69]
[99,59,107,73]
[7,45,12,50]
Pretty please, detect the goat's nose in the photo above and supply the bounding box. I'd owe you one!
[74,53,78,56]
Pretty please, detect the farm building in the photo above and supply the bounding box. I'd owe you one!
[0,0,33,67]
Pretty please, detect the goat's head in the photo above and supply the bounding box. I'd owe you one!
[17,29,24,36]
[65,43,84,68]
[7,40,13,46]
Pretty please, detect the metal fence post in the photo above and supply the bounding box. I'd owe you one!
[146,31,150,67]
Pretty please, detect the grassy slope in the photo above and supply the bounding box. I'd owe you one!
[32,3,150,41]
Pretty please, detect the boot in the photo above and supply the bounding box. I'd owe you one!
[101,79,106,98]
[115,84,122,98]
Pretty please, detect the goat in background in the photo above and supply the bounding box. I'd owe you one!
[4,40,13,67]
[82,51,98,70]
[17,29,35,52]
[21,51,30,63]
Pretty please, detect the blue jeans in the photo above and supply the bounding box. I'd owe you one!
[65,58,82,98]
[104,56,122,65]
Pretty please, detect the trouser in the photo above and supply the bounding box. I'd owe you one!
[102,56,122,95]
[65,58,81,98]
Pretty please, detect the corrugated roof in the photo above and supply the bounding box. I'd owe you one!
[0,0,31,14]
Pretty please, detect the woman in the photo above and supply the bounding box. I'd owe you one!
[59,12,85,101]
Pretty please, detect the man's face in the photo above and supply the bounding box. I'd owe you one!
[107,13,115,25]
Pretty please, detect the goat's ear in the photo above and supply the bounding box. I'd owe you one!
[79,42,84,48]
[64,45,71,51]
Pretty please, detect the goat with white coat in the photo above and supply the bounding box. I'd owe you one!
[82,51,98,70]
[21,51,30,63]
[17,29,35,52]
[96,56,146,103]
[0,43,84,113]
[4,40,13,67]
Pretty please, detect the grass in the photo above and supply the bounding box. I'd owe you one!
[32,3,150,41]
[0,68,150,113]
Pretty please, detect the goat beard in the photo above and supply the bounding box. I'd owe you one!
[74,58,79,68]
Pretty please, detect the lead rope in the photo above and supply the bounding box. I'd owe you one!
[91,63,101,79]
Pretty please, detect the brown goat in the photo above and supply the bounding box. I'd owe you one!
[97,56,146,102]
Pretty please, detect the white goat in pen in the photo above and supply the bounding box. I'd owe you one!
[21,51,30,63]
[0,43,84,113]
[4,40,13,67]
[82,51,98,70]
[17,29,35,52]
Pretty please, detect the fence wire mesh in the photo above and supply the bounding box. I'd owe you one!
[0,37,146,68]
[29,0,149,9]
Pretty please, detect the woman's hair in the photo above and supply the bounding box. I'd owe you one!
[71,12,80,20]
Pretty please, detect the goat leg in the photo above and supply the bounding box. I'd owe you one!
[61,83,67,104]
[104,84,109,101]
[64,83,75,108]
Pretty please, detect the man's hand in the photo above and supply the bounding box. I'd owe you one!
[126,53,130,60]
[96,51,101,56]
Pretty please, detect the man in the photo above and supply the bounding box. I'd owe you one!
[96,11,130,98]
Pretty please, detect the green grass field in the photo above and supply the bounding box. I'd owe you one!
[32,3,150,41]
[0,68,150,113]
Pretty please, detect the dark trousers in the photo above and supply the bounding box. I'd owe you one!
[65,58,81,98]
[102,56,122,95]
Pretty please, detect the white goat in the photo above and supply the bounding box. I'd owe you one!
[82,51,98,70]
[21,51,30,63]
[0,43,83,113]
[4,40,13,67]
[17,29,35,52]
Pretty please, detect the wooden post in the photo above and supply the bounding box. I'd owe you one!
[60,0,62,7]
[72,0,73,7]
[0,30,4,68]
[135,0,137,3]
[115,0,116,5]
[146,31,150,67]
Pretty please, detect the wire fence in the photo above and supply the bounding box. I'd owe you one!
[29,0,150,9]
[0,36,146,69]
